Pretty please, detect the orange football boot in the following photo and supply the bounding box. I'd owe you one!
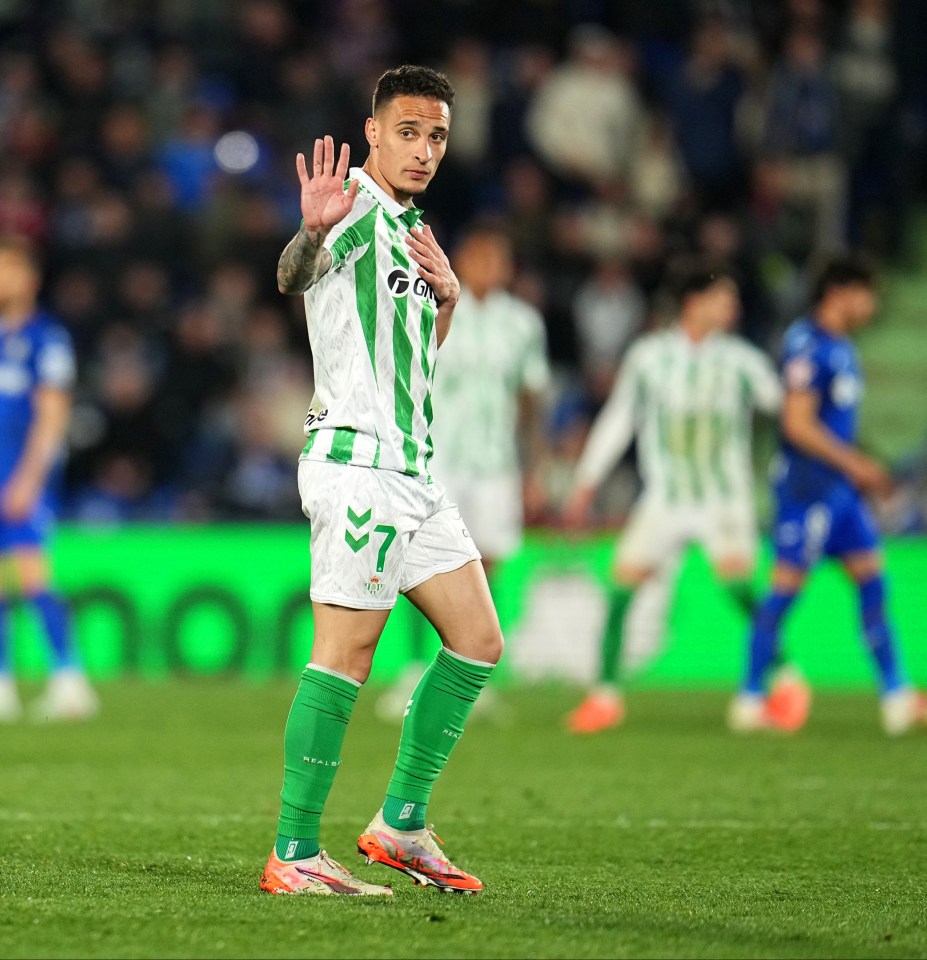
[260,848,392,896]
[566,692,625,734]
[357,810,482,893]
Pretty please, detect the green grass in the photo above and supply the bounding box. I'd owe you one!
[2,679,926,959]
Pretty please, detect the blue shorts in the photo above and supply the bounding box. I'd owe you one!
[0,496,56,552]
[773,483,880,569]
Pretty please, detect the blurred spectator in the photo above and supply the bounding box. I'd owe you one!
[833,0,904,255]
[96,103,151,190]
[211,390,300,522]
[68,327,176,520]
[755,25,846,261]
[669,15,748,212]
[0,1,919,524]
[526,24,644,195]
[155,103,222,211]
[572,257,646,405]
[489,44,556,171]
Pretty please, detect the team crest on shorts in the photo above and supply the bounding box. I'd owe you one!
[365,576,383,596]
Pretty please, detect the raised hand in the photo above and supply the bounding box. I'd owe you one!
[405,226,459,306]
[277,136,358,295]
[298,136,358,233]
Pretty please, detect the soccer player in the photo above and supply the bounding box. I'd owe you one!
[562,263,793,733]
[728,257,926,735]
[0,236,98,722]
[259,66,502,897]
[376,219,551,720]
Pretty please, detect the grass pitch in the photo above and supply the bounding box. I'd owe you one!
[2,679,925,959]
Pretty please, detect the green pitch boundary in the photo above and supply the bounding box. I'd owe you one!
[7,525,927,689]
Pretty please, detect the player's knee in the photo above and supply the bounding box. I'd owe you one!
[460,622,504,666]
[483,626,504,665]
[343,652,375,684]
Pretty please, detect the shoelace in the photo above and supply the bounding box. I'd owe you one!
[420,826,448,862]
[316,850,351,879]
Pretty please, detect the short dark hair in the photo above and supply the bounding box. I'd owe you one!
[453,215,512,249]
[372,64,455,115]
[0,233,42,273]
[670,258,737,304]
[811,254,876,305]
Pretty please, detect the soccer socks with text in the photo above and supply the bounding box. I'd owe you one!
[744,591,797,694]
[599,586,634,686]
[858,576,905,694]
[275,664,360,861]
[383,647,494,831]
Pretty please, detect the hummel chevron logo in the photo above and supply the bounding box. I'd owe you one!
[345,505,372,553]
[347,506,372,528]
[345,530,369,552]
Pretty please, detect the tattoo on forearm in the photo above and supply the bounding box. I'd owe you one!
[277,226,333,294]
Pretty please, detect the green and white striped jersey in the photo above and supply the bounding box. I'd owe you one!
[429,288,551,477]
[299,168,438,478]
[575,328,781,503]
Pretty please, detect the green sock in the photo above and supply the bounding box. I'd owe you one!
[724,579,756,618]
[383,647,494,830]
[275,664,360,861]
[600,585,634,685]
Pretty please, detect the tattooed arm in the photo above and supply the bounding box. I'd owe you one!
[276,226,334,295]
[278,136,358,296]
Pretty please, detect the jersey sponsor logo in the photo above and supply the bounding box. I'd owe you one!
[0,363,30,395]
[387,268,410,297]
[784,356,814,390]
[831,373,861,408]
[412,276,436,304]
[38,343,75,387]
[386,268,436,304]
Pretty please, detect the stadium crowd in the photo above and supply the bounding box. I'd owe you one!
[1,0,925,524]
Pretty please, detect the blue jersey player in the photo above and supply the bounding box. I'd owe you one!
[728,256,924,735]
[0,236,98,722]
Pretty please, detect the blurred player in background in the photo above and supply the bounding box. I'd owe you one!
[377,219,551,720]
[0,236,98,722]
[261,66,503,898]
[729,257,927,735]
[562,262,802,733]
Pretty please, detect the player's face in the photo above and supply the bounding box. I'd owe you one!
[701,277,741,332]
[843,283,877,330]
[365,96,450,202]
[0,250,40,314]
[454,234,513,296]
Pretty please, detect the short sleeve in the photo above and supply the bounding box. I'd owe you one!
[36,328,76,390]
[517,307,552,393]
[739,342,782,413]
[781,335,829,395]
[326,195,375,268]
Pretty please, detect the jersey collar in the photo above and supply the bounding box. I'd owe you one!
[351,167,423,226]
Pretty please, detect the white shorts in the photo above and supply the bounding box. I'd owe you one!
[618,495,758,571]
[434,469,523,560]
[298,460,481,610]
